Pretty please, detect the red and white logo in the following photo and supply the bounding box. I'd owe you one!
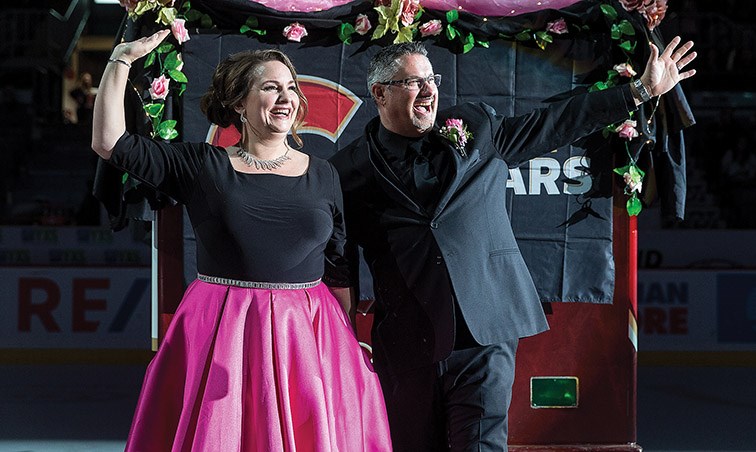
[206,75,363,146]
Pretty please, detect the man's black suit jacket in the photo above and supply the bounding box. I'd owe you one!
[330,85,637,376]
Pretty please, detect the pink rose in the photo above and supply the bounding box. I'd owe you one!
[149,74,170,100]
[613,63,637,77]
[616,119,639,140]
[400,0,421,27]
[419,20,443,37]
[119,0,139,11]
[446,118,463,129]
[355,14,372,35]
[546,18,568,35]
[623,173,642,193]
[641,0,667,30]
[618,0,644,11]
[171,18,190,44]
[283,22,308,42]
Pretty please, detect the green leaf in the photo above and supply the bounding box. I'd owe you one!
[610,24,622,40]
[184,9,202,22]
[157,7,177,26]
[446,24,458,40]
[600,4,618,21]
[462,33,474,53]
[535,31,553,43]
[244,16,259,28]
[168,69,187,83]
[590,81,608,91]
[144,103,164,118]
[339,23,355,44]
[476,39,489,48]
[618,20,636,36]
[372,23,387,40]
[200,13,213,29]
[374,5,391,22]
[177,83,187,97]
[160,119,177,130]
[164,51,180,70]
[613,165,630,176]
[158,120,179,140]
[180,1,191,13]
[619,40,636,53]
[515,30,531,41]
[628,164,645,180]
[157,43,174,54]
[134,1,156,16]
[395,26,414,44]
[626,195,642,216]
[121,172,129,184]
[143,51,156,68]
[446,9,459,23]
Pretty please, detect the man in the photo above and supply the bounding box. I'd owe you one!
[329,37,696,451]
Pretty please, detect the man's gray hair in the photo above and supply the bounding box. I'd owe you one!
[367,42,429,98]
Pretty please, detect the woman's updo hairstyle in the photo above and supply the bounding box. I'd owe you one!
[199,49,309,147]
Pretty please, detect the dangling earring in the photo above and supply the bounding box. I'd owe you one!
[240,111,247,124]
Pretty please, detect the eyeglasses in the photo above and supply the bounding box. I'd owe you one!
[379,74,442,91]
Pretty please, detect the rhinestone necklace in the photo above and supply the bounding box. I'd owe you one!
[235,143,291,170]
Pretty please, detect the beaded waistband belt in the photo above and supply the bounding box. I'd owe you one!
[197,274,321,289]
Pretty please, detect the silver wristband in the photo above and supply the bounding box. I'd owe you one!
[108,57,132,68]
[632,78,652,103]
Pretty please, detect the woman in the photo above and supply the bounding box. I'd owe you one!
[92,30,392,451]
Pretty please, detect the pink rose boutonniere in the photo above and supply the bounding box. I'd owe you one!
[283,22,308,42]
[439,118,473,157]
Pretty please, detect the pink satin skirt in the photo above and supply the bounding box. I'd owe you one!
[125,279,392,451]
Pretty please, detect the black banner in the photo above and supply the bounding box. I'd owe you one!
[181,29,616,302]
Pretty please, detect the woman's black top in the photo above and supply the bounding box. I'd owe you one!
[110,132,349,285]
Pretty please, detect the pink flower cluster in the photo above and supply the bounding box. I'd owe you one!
[546,18,568,35]
[399,0,421,27]
[618,0,668,30]
[283,22,308,42]
[442,118,472,151]
[419,20,442,37]
[355,14,372,35]
[613,62,637,78]
[616,119,639,140]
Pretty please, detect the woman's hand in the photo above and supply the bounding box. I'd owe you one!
[640,36,697,98]
[111,29,171,64]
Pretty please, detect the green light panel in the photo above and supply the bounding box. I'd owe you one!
[530,376,579,408]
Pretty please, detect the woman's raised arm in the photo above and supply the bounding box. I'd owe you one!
[91,29,170,159]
